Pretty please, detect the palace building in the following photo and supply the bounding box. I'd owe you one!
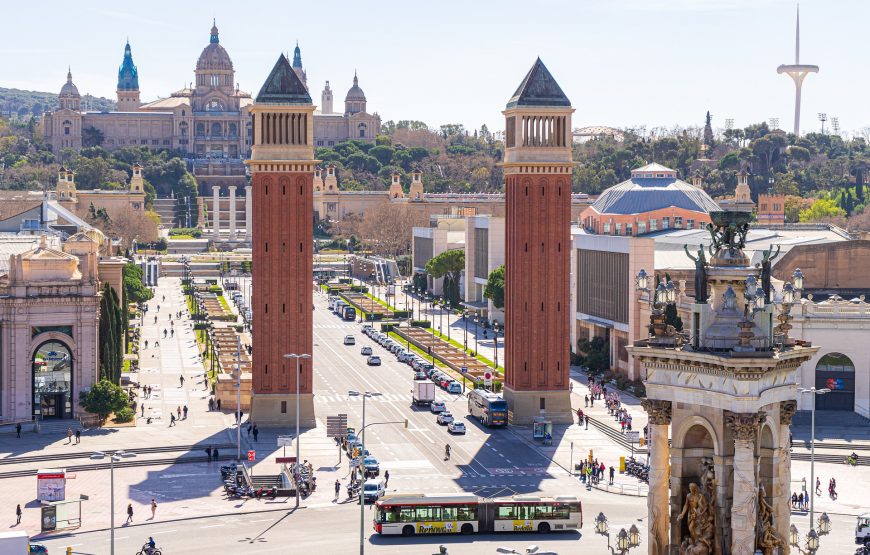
[40,23,380,194]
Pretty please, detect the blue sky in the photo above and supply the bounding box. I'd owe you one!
[1,0,864,134]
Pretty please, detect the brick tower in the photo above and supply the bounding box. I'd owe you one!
[246,54,318,426]
[501,59,574,424]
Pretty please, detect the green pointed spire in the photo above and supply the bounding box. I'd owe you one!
[506,57,571,109]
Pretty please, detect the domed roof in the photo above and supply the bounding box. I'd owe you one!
[59,69,80,98]
[589,163,721,216]
[196,21,233,72]
[345,72,366,101]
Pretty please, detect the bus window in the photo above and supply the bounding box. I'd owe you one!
[442,507,457,520]
[457,505,477,521]
[399,508,415,522]
[497,506,517,520]
[415,506,439,521]
[377,508,399,523]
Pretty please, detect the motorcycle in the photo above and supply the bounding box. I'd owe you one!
[135,545,162,555]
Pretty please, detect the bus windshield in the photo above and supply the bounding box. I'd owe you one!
[490,400,508,411]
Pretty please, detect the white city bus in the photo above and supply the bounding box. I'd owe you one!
[373,493,582,536]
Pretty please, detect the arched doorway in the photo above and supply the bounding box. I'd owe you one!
[815,352,855,411]
[33,340,73,419]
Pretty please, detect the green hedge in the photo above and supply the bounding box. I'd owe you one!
[113,407,135,423]
[411,320,431,328]
[381,323,396,332]
[350,285,369,293]
[208,286,223,294]
[169,228,203,238]
[339,278,353,284]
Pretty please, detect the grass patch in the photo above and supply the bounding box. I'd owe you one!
[217,294,233,315]
[169,234,196,240]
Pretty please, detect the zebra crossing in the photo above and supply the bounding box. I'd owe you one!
[314,391,408,404]
[313,323,357,330]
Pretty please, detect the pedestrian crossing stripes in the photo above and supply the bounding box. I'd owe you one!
[313,323,356,329]
[314,392,408,404]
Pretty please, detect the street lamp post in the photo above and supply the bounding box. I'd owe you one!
[91,450,135,555]
[594,512,640,555]
[493,322,500,369]
[284,353,311,509]
[798,386,829,528]
[348,390,382,555]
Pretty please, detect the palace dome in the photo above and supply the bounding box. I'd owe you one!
[59,70,80,98]
[196,22,233,72]
[345,72,366,102]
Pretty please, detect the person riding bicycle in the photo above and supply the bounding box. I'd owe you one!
[444,444,451,460]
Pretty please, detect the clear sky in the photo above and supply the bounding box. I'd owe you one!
[1,0,864,135]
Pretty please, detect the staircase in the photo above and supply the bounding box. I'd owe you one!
[153,198,178,228]
[35,419,82,435]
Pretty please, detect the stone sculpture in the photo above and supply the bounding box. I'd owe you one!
[678,482,716,555]
[685,245,709,303]
[756,483,783,555]
[758,245,781,303]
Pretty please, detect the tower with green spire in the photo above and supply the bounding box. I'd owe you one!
[291,41,307,89]
[116,40,140,111]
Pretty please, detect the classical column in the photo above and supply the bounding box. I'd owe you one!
[727,411,765,555]
[228,185,237,241]
[642,399,672,554]
[244,184,252,242]
[777,401,797,554]
[212,185,220,239]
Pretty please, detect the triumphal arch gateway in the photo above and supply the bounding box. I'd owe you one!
[628,211,819,555]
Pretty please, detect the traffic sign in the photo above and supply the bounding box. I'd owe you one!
[327,413,349,437]
[276,457,297,464]
[277,436,293,447]
[484,371,493,387]
[461,366,468,374]
[349,459,360,467]
[247,450,256,462]
[625,431,640,442]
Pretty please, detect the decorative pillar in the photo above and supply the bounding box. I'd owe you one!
[244,184,252,242]
[777,401,797,554]
[228,185,237,241]
[641,399,672,554]
[212,185,220,239]
[727,411,765,555]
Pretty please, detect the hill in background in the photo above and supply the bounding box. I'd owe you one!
[0,87,115,120]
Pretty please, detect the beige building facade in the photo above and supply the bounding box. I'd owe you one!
[0,234,102,423]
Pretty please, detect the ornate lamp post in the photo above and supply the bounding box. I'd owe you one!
[594,512,641,555]
[776,282,797,347]
[789,512,831,554]
[635,269,677,343]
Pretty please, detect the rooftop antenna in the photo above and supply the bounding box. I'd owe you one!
[831,117,840,136]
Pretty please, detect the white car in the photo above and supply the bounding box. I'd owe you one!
[430,401,446,413]
[448,421,466,434]
[360,346,373,356]
[436,411,454,425]
[344,335,356,345]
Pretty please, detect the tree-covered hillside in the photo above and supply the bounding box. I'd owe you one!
[0,87,115,120]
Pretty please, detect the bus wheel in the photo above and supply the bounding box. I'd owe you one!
[461,523,474,535]
[402,525,415,537]
[537,522,551,534]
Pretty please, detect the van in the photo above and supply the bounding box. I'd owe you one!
[363,478,386,503]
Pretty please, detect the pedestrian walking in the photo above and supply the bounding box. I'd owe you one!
[141,404,145,417]
[150,499,157,520]
[75,429,81,444]
[15,423,21,438]
[384,470,390,487]
[609,466,615,485]
[145,340,149,349]
[253,424,259,442]
[16,504,22,525]
[169,413,176,427]
[584,395,589,408]
[815,477,821,496]
[179,376,184,387]
[206,446,212,460]
[66,427,73,444]
[334,479,341,500]
[247,423,252,437]
[176,406,181,421]
[183,405,188,420]
[216,398,221,410]
[213,447,219,460]
[208,398,214,411]
[585,415,589,430]
[126,503,133,524]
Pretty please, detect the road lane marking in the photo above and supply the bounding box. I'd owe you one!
[200,523,225,528]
